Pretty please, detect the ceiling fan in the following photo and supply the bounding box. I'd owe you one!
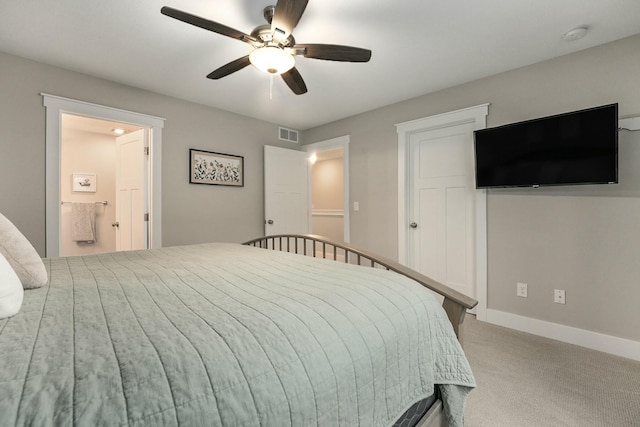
[161,0,372,95]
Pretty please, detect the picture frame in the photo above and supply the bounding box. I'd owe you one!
[189,149,244,187]
[72,173,97,192]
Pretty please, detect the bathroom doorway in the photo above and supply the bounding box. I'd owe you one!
[60,114,148,256]
[43,94,165,258]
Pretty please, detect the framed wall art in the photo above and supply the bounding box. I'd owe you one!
[189,149,244,187]
[72,173,97,192]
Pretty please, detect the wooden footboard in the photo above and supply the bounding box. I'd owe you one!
[243,234,477,338]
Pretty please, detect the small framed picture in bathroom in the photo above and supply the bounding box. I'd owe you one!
[72,173,97,192]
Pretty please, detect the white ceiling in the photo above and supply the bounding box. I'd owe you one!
[1,0,639,130]
[62,115,142,137]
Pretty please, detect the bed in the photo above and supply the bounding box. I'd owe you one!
[0,234,477,427]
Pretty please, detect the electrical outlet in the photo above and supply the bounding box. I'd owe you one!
[353,201,359,211]
[517,282,528,298]
[554,289,566,304]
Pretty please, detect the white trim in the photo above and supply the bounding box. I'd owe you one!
[485,309,640,361]
[312,209,344,217]
[396,104,490,134]
[474,188,488,320]
[42,93,165,257]
[619,117,640,131]
[397,139,408,262]
[304,135,351,243]
[396,104,489,319]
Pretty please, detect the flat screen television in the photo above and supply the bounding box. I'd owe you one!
[474,103,618,189]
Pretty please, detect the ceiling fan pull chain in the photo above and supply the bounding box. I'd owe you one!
[269,74,274,100]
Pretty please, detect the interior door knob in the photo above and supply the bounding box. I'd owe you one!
[267,219,274,225]
[112,222,120,228]
[409,222,418,229]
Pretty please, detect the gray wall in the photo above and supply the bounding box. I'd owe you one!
[302,34,640,341]
[0,51,299,255]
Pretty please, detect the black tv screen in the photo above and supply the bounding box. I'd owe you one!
[474,104,618,189]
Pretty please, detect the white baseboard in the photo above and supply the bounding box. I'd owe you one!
[484,309,640,361]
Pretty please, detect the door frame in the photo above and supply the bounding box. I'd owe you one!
[396,104,489,319]
[42,93,165,257]
[304,135,351,243]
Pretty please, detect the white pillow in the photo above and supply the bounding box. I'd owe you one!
[0,213,48,289]
[0,252,24,319]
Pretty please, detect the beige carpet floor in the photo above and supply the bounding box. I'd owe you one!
[460,315,640,426]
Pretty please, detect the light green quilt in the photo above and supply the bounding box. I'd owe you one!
[0,243,475,426]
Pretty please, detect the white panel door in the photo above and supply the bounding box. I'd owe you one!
[409,123,476,298]
[264,145,310,236]
[116,129,148,251]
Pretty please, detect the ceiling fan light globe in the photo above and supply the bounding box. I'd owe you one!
[249,46,295,75]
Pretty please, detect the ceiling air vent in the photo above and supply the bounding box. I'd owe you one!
[279,126,299,144]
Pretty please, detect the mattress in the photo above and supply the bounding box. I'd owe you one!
[0,243,475,426]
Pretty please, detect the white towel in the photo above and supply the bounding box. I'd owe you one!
[71,203,96,243]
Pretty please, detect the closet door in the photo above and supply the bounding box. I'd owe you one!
[408,122,476,300]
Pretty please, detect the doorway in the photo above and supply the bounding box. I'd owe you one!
[60,115,146,256]
[43,94,165,257]
[305,135,350,243]
[309,147,345,243]
[263,136,350,243]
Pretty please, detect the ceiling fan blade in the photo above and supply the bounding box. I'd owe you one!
[296,44,372,62]
[281,67,307,95]
[161,6,257,45]
[206,56,251,79]
[271,0,308,41]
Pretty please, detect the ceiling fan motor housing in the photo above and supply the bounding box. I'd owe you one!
[251,26,295,47]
